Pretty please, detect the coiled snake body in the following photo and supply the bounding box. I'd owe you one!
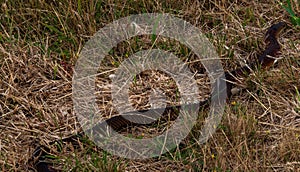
[31,22,286,172]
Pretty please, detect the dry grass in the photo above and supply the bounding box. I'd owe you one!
[0,0,300,171]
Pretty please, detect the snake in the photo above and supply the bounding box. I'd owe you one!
[30,22,286,172]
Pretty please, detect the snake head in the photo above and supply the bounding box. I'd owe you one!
[259,22,287,69]
[265,22,287,43]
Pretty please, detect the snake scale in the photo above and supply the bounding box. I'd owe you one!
[30,22,286,172]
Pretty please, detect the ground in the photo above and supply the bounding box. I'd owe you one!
[0,0,300,171]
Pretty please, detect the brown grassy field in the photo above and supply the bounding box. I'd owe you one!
[1,0,300,171]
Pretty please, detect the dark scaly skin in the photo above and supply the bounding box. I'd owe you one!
[260,22,286,69]
[226,22,286,77]
[30,22,286,172]
[224,22,286,94]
